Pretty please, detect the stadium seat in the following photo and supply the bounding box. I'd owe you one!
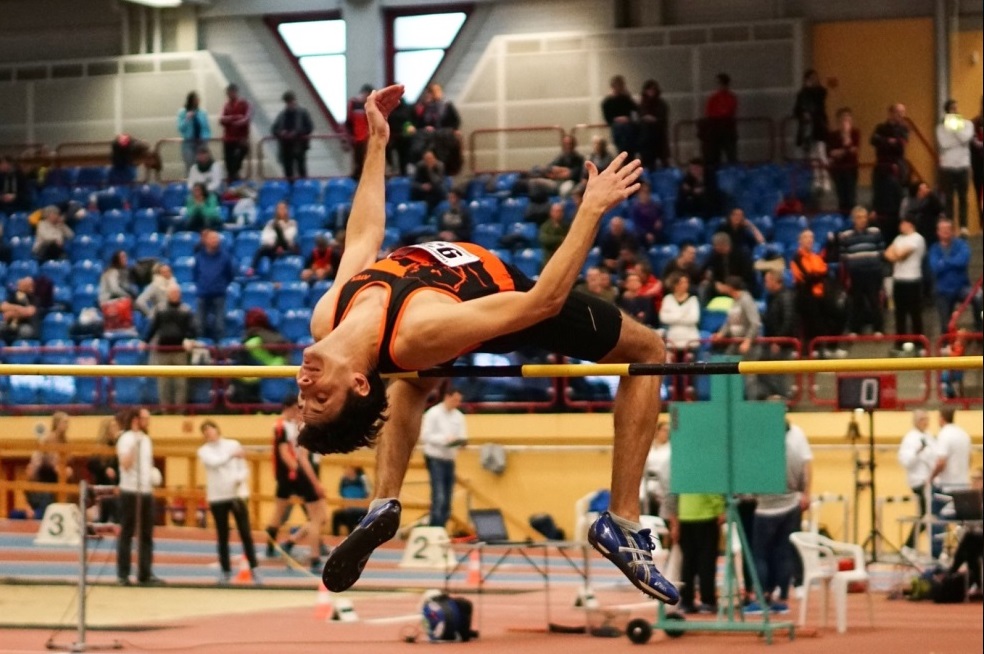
[132,208,161,235]
[279,309,312,342]
[226,281,242,309]
[100,233,135,261]
[705,216,726,235]
[233,232,262,261]
[5,339,41,364]
[70,210,98,237]
[810,214,844,246]
[109,339,149,405]
[77,166,108,188]
[258,180,291,209]
[224,309,245,335]
[489,248,512,265]
[385,177,412,204]
[134,233,166,260]
[299,229,330,258]
[5,212,32,238]
[8,236,34,261]
[242,281,274,309]
[492,172,519,198]
[71,260,102,287]
[40,312,72,342]
[647,245,679,277]
[668,218,706,246]
[169,231,200,258]
[39,186,70,206]
[504,221,538,246]
[95,187,129,212]
[382,227,401,250]
[324,177,356,208]
[295,204,328,233]
[269,256,304,283]
[260,378,295,405]
[264,308,282,329]
[172,257,196,284]
[132,184,164,210]
[69,235,102,262]
[465,176,490,201]
[99,209,132,237]
[498,197,529,225]
[393,202,428,236]
[513,248,544,278]
[275,281,308,311]
[44,167,78,188]
[750,215,774,241]
[699,308,729,333]
[8,259,38,281]
[70,186,95,205]
[162,182,188,212]
[291,178,322,206]
[178,282,197,306]
[51,284,72,310]
[715,166,745,198]
[773,215,809,248]
[694,244,713,268]
[472,223,504,250]
[466,198,497,225]
[72,284,99,314]
[39,260,71,286]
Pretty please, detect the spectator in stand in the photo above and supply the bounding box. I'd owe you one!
[301,234,342,283]
[660,272,701,352]
[219,84,251,183]
[936,99,975,228]
[387,94,415,175]
[538,202,569,266]
[900,182,944,247]
[598,216,641,275]
[193,229,235,341]
[1,277,39,343]
[88,416,120,524]
[702,232,756,301]
[249,201,298,275]
[33,205,73,262]
[834,206,885,336]
[700,73,738,167]
[332,466,371,536]
[110,133,148,185]
[418,82,461,131]
[662,242,702,288]
[229,308,289,404]
[145,285,196,407]
[416,83,463,175]
[928,218,971,334]
[870,103,909,242]
[580,266,618,303]
[632,259,663,308]
[98,250,138,305]
[136,263,178,319]
[185,182,223,232]
[711,275,760,356]
[434,188,472,242]
[638,79,670,169]
[197,419,258,584]
[588,136,615,173]
[601,74,638,157]
[754,269,799,400]
[177,91,211,172]
[618,271,656,326]
[187,145,224,195]
[629,182,664,246]
[885,215,926,348]
[115,407,163,586]
[791,229,842,358]
[545,135,585,196]
[827,107,861,215]
[346,84,373,180]
[272,91,314,181]
[676,158,714,219]
[0,156,30,214]
[410,150,447,211]
[971,97,983,224]
[793,69,830,192]
[715,208,764,256]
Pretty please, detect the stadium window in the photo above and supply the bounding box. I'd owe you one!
[271,17,347,121]
[387,10,468,102]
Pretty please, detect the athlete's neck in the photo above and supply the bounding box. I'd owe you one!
[309,288,383,371]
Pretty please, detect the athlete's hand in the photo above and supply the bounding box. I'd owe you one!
[582,152,643,213]
[366,84,405,141]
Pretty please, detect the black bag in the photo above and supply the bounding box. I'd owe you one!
[931,570,967,603]
[529,513,565,541]
[422,594,478,642]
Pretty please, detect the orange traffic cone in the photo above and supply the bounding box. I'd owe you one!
[232,555,253,585]
[466,549,481,588]
[314,581,332,620]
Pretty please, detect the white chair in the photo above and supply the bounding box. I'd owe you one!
[789,531,875,634]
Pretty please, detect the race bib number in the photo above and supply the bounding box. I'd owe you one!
[409,241,479,267]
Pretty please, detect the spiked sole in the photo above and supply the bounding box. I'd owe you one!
[587,529,679,605]
[321,505,401,592]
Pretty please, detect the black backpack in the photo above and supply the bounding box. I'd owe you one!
[422,594,477,642]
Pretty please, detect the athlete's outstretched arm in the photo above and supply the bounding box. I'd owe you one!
[332,84,405,286]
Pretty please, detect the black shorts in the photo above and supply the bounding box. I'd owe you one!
[479,267,623,362]
[275,475,320,503]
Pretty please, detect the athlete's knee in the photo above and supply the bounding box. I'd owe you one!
[608,319,665,364]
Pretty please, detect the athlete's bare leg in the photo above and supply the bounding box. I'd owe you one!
[373,377,444,499]
[598,314,666,522]
[305,500,326,566]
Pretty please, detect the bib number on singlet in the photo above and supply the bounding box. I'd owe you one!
[408,241,479,267]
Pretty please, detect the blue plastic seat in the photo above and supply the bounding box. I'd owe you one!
[44,167,78,188]
[275,281,308,311]
[472,223,504,250]
[94,187,129,212]
[258,180,290,209]
[72,284,99,313]
[77,166,108,188]
[750,215,774,241]
[279,309,312,342]
[513,248,544,278]
[6,339,41,364]
[8,259,38,281]
[5,212,32,238]
[382,227,401,250]
[699,309,729,333]
[393,202,427,236]
[224,309,245,335]
[172,257,196,284]
[39,260,71,286]
[295,204,327,233]
[498,197,529,225]
[492,172,519,197]
[162,182,188,212]
[385,177,412,204]
[169,231,200,258]
[260,378,295,405]
[467,198,498,225]
[132,184,164,210]
[668,218,706,246]
[179,282,198,306]
[773,215,809,248]
[132,208,161,235]
[241,281,274,310]
[100,233,135,261]
[233,232,262,260]
[489,248,512,265]
[134,233,166,260]
[694,244,713,268]
[269,256,304,283]
[647,245,679,277]
[69,235,102,262]
[40,313,72,342]
[70,186,95,205]
[99,209,132,237]
[810,214,844,247]
[324,177,356,209]
[291,178,322,206]
[504,221,538,245]
[9,236,34,261]
[51,284,72,310]
[39,186,70,206]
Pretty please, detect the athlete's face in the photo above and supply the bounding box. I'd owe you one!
[296,349,349,424]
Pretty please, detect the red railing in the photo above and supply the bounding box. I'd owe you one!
[806,334,932,408]
[467,126,566,175]
[948,275,983,334]
[256,134,352,180]
[935,331,983,408]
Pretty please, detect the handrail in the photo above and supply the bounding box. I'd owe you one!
[948,274,983,333]
[673,116,776,166]
[902,116,938,166]
[467,125,566,175]
[52,140,161,181]
[256,133,351,180]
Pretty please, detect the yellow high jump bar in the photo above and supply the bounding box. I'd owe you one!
[0,356,978,379]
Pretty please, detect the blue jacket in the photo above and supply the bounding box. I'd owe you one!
[928,239,971,298]
[193,247,235,299]
[177,108,212,141]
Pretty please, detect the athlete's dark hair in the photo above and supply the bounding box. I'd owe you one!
[297,370,389,454]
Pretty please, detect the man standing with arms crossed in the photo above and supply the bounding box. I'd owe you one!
[116,408,163,586]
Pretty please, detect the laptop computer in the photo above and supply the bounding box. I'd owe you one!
[948,489,983,521]
[470,508,529,545]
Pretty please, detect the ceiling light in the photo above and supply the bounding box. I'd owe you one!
[124,0,183,8]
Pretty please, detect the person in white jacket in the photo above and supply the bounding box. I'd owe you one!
[197,419,258,583]
[936,99,975,228]
[659,271,701,350]
[186,145,224,195]
[897,410,939,552]
[248,201,299,275]
[420,387,467,529]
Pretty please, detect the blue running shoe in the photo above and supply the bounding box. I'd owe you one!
[588,512,680,604]
[321,499,401,592]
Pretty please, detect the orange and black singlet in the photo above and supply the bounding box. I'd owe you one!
[333,241,623,373]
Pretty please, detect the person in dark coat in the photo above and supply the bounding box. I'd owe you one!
[271,91,314,181]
